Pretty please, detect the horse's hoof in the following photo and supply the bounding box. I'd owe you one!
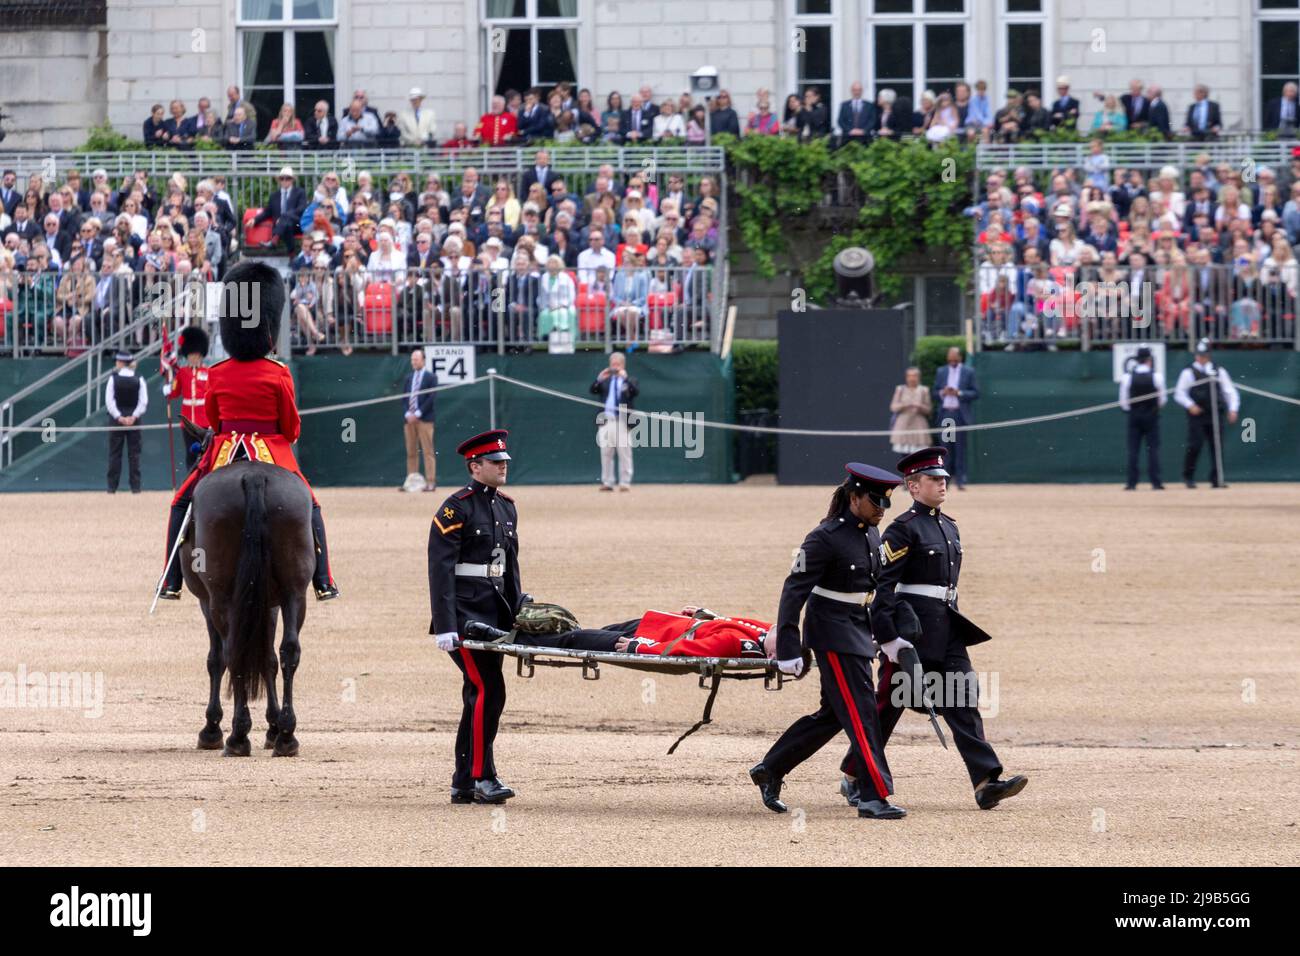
[272,735,299,757]
[197,727,224,750]
[263,729,278,749]
[223,738,252,757]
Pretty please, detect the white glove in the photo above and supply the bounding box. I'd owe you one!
[435,631,458,652]
[777,657,805,677]
[879,637,913,664]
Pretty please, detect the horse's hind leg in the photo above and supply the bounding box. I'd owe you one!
[272,595,304,757]
[263,608,282,749]
[197,603,225,750]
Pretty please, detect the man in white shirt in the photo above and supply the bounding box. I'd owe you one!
[105,349,148,493]
[1173,339,1240,488]
[576,229,616,285]
[1118,346,1167,490]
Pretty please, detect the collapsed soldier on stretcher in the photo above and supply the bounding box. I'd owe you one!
[464,604,772,659]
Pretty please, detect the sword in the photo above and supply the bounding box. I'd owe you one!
[896,644,948,750]
[149,502,192,614]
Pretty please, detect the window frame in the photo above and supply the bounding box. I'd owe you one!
[482,0,582,97]
[996,0,1053,108]
[787,0,843,112]
[863,2,973,107]
[235,1,339,139]
[1256,1,1300,128]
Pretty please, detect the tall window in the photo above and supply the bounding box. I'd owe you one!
[791,0,836,107]
[867,0,968,110]
[1003,0,1047,101]
[238,0,337,140]
[1259,1,1300,126]
[485,0,579,97]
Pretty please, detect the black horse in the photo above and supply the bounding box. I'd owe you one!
[183,460,314,757]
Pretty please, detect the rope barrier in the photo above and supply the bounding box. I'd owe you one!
[0,370,1288,436]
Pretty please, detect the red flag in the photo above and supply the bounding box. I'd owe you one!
[159,321,174,377]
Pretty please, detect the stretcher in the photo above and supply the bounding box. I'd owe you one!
[457,639,789,753]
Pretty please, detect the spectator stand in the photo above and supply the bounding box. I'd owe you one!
[971,138,1300,352]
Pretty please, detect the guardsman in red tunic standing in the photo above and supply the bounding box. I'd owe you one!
[158,260,339,602]
[162,325,211,470]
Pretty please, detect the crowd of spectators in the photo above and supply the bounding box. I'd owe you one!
[0,150,722,355]
[0,166,237,351]
[138,75,1298,154]
[972,149,1300,346]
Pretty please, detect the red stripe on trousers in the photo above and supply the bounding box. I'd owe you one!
[827,651,890,799]
[459,647,486,778]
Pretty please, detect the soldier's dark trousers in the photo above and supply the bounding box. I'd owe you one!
[1183,414,1222,484]
[764,649,893,802]
[1125,413,1161,487]
[107,425,141,492]
[845,646,1002,789]
[449,647,506,789]
[517,619,640,651]
[310,503,335,589]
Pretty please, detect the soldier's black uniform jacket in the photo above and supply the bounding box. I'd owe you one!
[428,479,522,635]
[869,498,991,662]
[774,506,883,662]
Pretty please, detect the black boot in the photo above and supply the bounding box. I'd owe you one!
[749,763,788,813]
[975,774,1029,810]
[160,502,188,599]
[310,504,339,600]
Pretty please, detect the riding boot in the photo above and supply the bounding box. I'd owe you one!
[311,504,339,600]
[161,502,188,597]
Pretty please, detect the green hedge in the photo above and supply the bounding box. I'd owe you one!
[911,335,967,387]
[732,339,778,413]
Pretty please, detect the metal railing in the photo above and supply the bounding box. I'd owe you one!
[973,262,1300,350]
[286,263,717,354]
[0,271,214,358]
[976,137,1295,171]
[0,146,726,180]
[0,286,179,470]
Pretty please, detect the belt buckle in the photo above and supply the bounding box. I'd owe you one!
[945,585,956,603]
[488,563,505,578]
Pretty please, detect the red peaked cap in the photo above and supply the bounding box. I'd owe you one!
[458,428,511,461]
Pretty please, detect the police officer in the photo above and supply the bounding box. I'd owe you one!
[1174,339,1240,488]
[428,429,523,805]
[750,463,908,820]
[843,446,1028,811]
[1119,346,1166,490]
[105,349,147,494]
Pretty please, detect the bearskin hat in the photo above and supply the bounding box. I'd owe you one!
[177,325,209,359]
[218,260,285,361]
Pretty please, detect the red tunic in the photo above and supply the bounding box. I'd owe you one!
[164,364,211,428]
[475,111,517,146]
[172,356,314,504]
[629,610,772,658]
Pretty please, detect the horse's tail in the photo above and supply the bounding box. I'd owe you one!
[227,470,272,700]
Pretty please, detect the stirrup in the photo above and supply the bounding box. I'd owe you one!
[158,588,183,601]
[315,584,340,601]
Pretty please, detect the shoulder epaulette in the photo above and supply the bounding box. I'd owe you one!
[497,491,515,503]
[894,509,918,524]
[210,357,231,369]
[262,356,288,368]
[453,487,474,499]
[941,511,958,524]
